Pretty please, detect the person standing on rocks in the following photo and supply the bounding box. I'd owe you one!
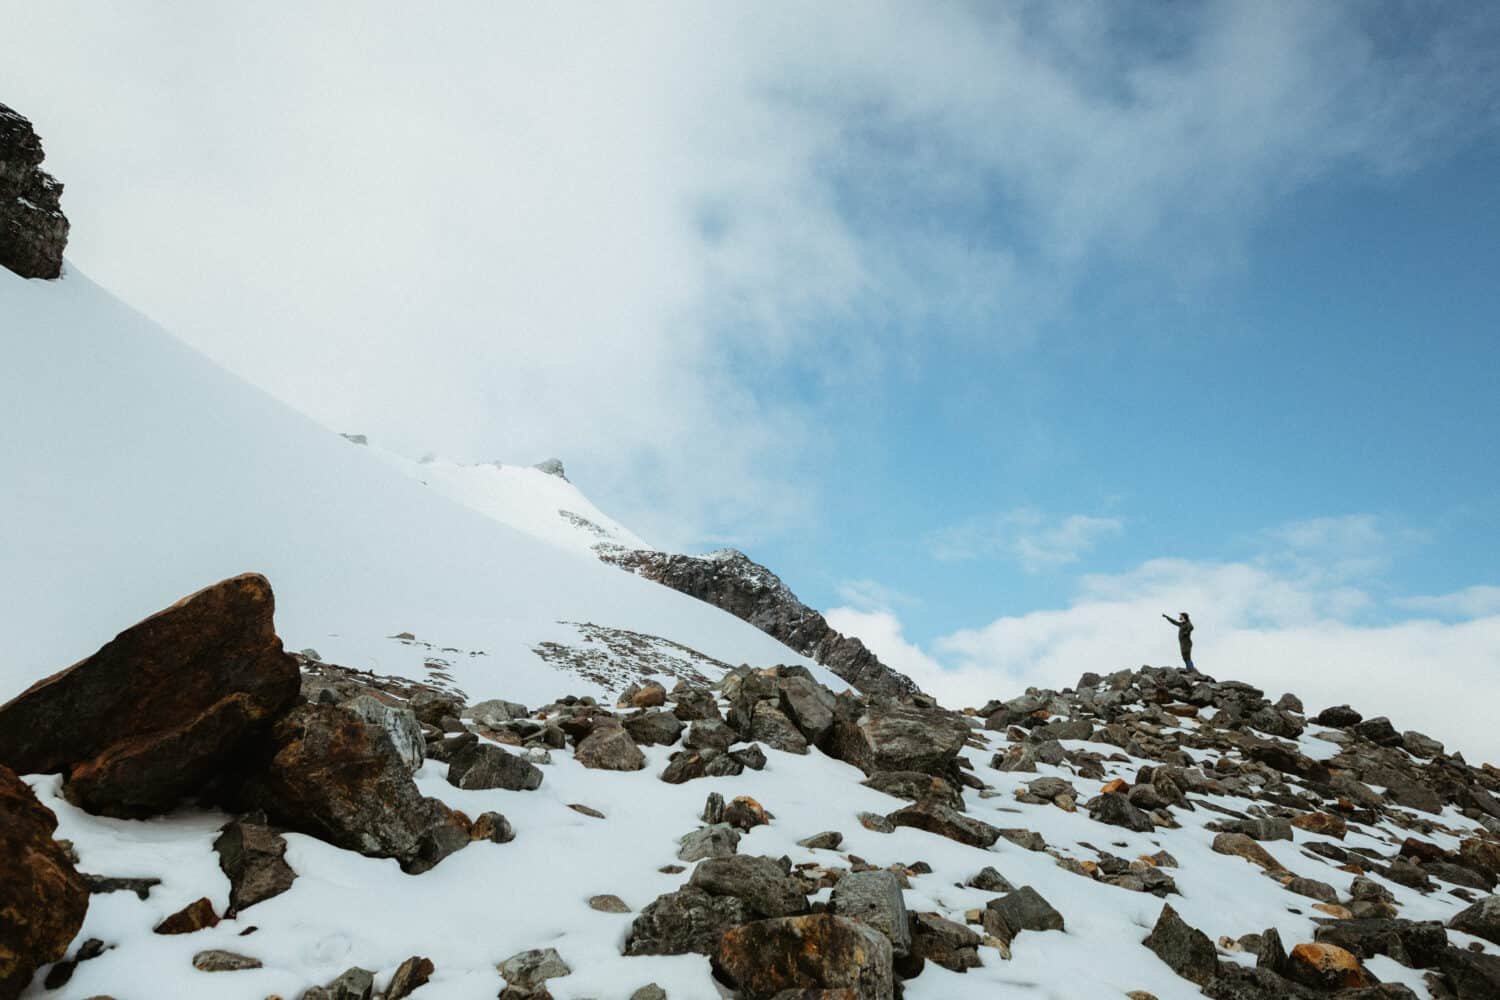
[1162,612,1194,670]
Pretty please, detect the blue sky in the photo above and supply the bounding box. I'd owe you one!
[4,1,1498,749]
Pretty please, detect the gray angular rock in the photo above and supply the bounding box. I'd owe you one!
[624,710,685,747]
[1142,903,1218,985]
[830,868,911,956]
[910,911,982,972]
[861,770,965,811]
[689,854,808,918]
[343,694,425,772]
[779,676,837,742]
[497,947,570,992]
[0,104,69,279]
[826,700,969,776]
[213,814,296,915]
[192,949,262,972]
[1450,896,1500,945]
[887,800,1000,848]
[446,742,543,791]
[982,885,1064,943]
[678,823,740,861]
[1086,792,1155,832]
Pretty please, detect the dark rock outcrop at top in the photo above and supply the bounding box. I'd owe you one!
[0,103,69,279]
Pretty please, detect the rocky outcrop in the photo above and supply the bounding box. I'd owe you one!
[0,765,88,1000]
[603,548,917,696]
[213,814,296,915]
[0,104,68,279]
[237,704,468,873]
[714,913,895,999]
[0,573,300,818]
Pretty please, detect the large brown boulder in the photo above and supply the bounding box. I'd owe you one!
[0,574,299,817]
[714,914,894,999]
[237,704,467,873]
[0,765,88,1000]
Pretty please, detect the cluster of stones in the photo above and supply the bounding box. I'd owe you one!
[974,665,1500,998]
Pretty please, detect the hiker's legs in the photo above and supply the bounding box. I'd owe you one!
[1181,645,1193,670]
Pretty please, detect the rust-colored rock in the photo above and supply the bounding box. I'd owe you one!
[1211,832,1288,875]
[1286,942,1375,990]
[0,574,299,816]
[0,765,88,1000]
[153,897,220,934]
[724,795,771,831]
[714,914,894,999]
[1100,777,1129,795]
[237,704,468,874]
[1290,812,1347,840]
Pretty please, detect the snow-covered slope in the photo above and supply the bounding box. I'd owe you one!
[365,447,651,559]
[0,267,840,706]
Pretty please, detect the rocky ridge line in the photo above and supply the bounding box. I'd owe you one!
[0,103,68,279]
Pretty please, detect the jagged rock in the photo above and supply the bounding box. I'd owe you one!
[153,897,219,935]
[0,104,69,278]
[779,676,837,742]
[909,912,981,972]
[83,873,159,899]
[589,894,631,913]
[0,765,88,1000]
[1315,705,1363,727]
[714,914,894,1000]
[678,823,740,861]
[1449,896,1500,945]
[466,698,529,730]
[1314,918,1448,968]
[1286,877,1338,904]
[861,771,965,811]
[342,694,425,772]
[238,704,468,873]
[603,548,917,696]
[214,814,296,914]
[410,690,465,726]
[684,719,738,752]
[471,811,516,843]
[446,742,544,790]
[966,866,1015,893]
[386,956,434,999]
[618,681,668,709]
[859,811,896,833]
[192,949,262,972]
[497,947,570,993]
[689,855,808,918]
[826,700,969,777]
[1142,904,1218,985]
[624,709,685,747]
[1087,791,1155,832]
[887,800,1000,848]
[576,725,647,771]
[0,574,299,817]
[750,701,810,754]
[982,886,1064,943]
[830,869,910,956]
[629,986,667,1000]
[1285,942,1375,990]
[625,887,754,956]
[1291,812,1347,839]
[1435,944,1500,998]
[671,685,721,721]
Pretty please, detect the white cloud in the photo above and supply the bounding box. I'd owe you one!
[834,579,917,612]
[2,4,1494,543]
[1396,585,1500,619]
[832,549,1500,762]
[928,508,1123,571]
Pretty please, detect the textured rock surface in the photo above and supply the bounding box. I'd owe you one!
[625,887,755,956]
[0,765,89,1000]
[213,814,296,914]
[446,742,544,790]
[826,700,970,777]
[604,548,917,695]
[0,574,299,817]
[238,704,468,873]
[714,913,895,999]
[830,869,911,956]
[688,854,808,918]
[0,103,68,279]
[1142,904,1218,985]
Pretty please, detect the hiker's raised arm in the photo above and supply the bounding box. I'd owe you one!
[1162,613,1177,625]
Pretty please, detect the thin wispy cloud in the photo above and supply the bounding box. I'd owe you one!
[928,508,1123,571]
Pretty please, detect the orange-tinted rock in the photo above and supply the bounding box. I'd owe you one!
[0,765,88,1000]
[714,914,894,999]
[1291,812,1347,840]
[1287,942,1375,990]
[0,574,299,816]
[724,796,771,831]
[153,897,220,935]
[1211,833,1288,875]
[1101,778,1128,795]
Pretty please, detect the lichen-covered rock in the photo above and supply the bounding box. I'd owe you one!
[887,800,1000,848]
[0,104,69,279]
[688,854,808,918]
[1285,942,1375,990]
[237,704,468,873]
[623,709,685,747]
[0,574,299,817]
[446,742,544,790]
[714,913,894,1000]
[625,887,755,956]
[678,823,741,861]
[343,694,425,772]
[0,765,88,1000]
[825,700,969,777]
[861,770,965,811]
[575,725,647,771]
